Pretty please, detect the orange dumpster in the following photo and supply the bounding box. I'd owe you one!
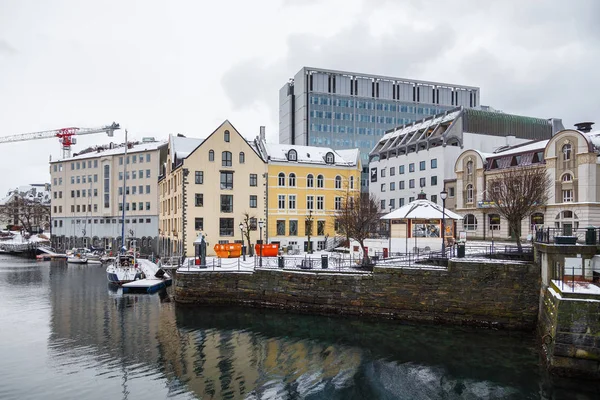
[254,243,279,257]
[213,243,242,258]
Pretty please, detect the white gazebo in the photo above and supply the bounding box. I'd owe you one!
[381,193,462,254]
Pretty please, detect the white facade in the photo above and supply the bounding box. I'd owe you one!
[49,140,166,251]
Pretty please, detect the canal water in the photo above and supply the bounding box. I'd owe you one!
[0,256,598,400]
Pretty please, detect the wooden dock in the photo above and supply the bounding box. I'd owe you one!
[122,278,172,294]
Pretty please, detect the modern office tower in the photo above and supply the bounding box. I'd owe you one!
[49,139,167,253]
[279,67,481,187]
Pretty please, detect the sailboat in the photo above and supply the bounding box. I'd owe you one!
[106,130,171,287]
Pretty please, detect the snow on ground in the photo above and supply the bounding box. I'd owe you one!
[552,279,600,295]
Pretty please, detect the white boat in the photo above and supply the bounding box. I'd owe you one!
[67,253,88,264]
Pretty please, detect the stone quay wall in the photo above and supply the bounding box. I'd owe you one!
[175,259,540,331]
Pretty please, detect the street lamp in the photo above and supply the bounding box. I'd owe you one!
[440,189,448,257]
[239,223,246,261]
[258,220,264,267]
[388,205,393,258]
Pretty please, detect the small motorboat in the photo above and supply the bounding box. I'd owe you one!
[67,253,88,264]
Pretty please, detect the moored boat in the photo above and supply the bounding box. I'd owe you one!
[67,253,88,264]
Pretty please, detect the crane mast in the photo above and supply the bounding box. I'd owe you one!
[0,122,121,158]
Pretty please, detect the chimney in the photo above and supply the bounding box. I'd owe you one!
[259,126,266,141]
[575,122,594,133]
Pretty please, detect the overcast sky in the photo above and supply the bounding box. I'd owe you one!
[1,0,598,195]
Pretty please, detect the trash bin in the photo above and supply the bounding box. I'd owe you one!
[586,227,597,245]
[457,243,466,258]
[321,255,328,269]
[278,256,284,269]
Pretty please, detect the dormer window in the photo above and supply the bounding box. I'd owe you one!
[325,152,334,164]
[287,149,297,161]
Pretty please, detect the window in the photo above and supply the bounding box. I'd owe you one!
[288,195,296,210]
[431,159,437,169]
[278,173,285,186]
[419,177,426,187]
[390,182,395,191]
[381,169,386,178]
[463,214,478,231]
[249,195,257,208]
[317,220,325,236]
[119,157,123,165]
[139,185,143,194]
[409,196,415,202]
[238,152,245,164]
[221,151,232,167]
[249,174,257,186]
[399,198,405,207]
[307,174,314,188]
[431,176,437,186]
[219,218,234,236]
[224,130,230,142]
[103,165,110,208]
[350,176,354,189]
[390,167,395,176]
[191,218,203,231]
[132,202,137,211]
[195,193,203,207]
[389,199,395,209]
[220,172,234,189]
[562,189,573,202]
[409,179,415,189]
[381,183,386,192]
[145,169,150,178]
[335,175,342,189]
[307,196,314,210]
[381,200,386,210]
[287,149,297,161]
[277,220,285,235]
[195,171,204,184]
[146,202,150,210]
[138,201,143,210]
[562,173,572,182]
[146,185,150,194]
[209,150,214,162]
[431,195,437,203]
[220,195,233,213]
[466,184,474,203]
[325,152,334,164]
[562,143,572,161]
[317,175,324,188]
[334,197,342,210]
[278,195,285,209]
[409,163,415,173]
[289,220,298,236]
[317,196,324,210]
[289,173,296,187]
[449,187,455,197]
[419,161,426,171]
[399,165,405,174]
[399,181,405,190]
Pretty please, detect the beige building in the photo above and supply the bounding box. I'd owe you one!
[450,122,600,240]
[159,121,267,257]
[49,139,167,252]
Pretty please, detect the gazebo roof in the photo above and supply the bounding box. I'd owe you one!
[381,199,462,221]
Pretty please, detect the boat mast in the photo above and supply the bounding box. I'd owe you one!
[120,130,128,253]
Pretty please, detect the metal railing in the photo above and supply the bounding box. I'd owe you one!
[535,227,600,244]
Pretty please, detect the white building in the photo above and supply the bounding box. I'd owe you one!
[49,139,167,252]
[0,184,51,232]
[368,107,563,213]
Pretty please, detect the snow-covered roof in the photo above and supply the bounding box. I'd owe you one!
[489,140,548,158]
[380,109,461,141]
[169,134,204,160]
[583,130,600,152]
[0,184,51,206]
[262,143,359,166]
[53,140,166,163]
[382,198,463,220]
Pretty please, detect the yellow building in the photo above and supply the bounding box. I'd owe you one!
[258,141,361,252]
[159,121,267,257]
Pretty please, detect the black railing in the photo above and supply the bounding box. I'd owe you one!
[535,227,600,244]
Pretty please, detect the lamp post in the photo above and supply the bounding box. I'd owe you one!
[440,189,448,257]
[388,205,393,258]
[239,223,246,261]
[305,210,313,254]
[258,220,264,267]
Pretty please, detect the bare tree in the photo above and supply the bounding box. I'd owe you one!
[1,195,50,233]
[487,166,550,252]
[334,192,382,265]
[241,211,257,256]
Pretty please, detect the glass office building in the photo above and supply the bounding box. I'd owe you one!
[279,67,480,188]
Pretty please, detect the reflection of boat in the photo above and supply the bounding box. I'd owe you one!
[67,253,88,264]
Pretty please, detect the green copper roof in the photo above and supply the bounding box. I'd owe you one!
[463,109,553,140]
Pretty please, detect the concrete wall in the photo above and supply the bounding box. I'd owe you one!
[175,259,540,331]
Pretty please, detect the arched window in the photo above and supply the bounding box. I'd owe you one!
[463,214,477,231]
[562,144,572,161]
[335,175,342,189]
[287,149,297,161]
[562,173,572,182]
[325,152,334,164]
[466,160,473,175]
[278,173,285,186]
[317,174,324,188]
[288,173,296,187]
[222,151,232,167]
[209,150,214,162]
[224,130,230,142]
[239,152,245,164]
[307,174,314,188]
[466,184,474,203]
[489,214,500,231]
[350,176,354,189]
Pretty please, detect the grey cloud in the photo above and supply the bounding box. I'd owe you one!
[0,39,17,55]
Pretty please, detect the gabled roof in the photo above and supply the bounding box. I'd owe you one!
[169,135,204,160]
[262,142,359,167]
[0,184,51,206]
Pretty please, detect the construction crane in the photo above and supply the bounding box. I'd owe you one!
[0,122,121,158]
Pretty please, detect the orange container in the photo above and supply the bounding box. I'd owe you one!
[254,243,279,257]
[213,243,242,258]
